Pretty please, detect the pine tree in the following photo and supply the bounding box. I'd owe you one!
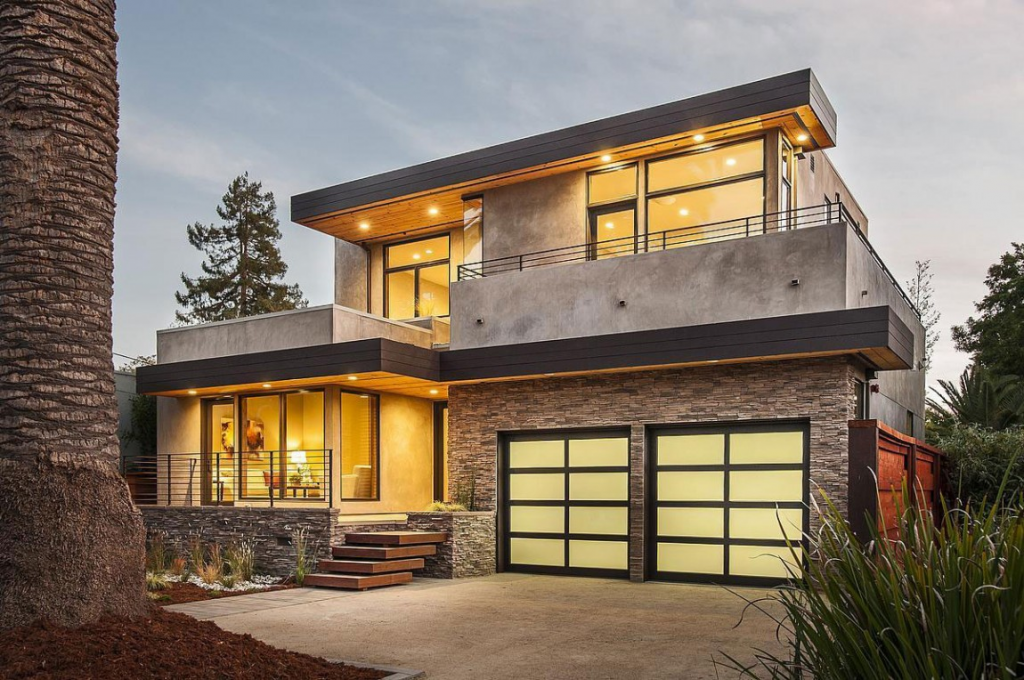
[175,173,307,324]
[906,260,940,371]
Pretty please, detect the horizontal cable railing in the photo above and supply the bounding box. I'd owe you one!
[457,202,920,318]
[120,449,332,507]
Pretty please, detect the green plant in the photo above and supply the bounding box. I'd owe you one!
[145,571,168,592]
[207,542,224,576]
[937,423,1024,506]
[452,476,476,511]
[718,484,1024,679]
[225,538,255,582]
[928,363,1024,436]
[219,573,239,589]
[292,526,315,586]
[196,562,222,585]
[425,501,467,512]
[145,532,168,574]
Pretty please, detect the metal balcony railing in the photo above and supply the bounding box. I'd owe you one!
[121,449,333,507]
[456,202,919,318]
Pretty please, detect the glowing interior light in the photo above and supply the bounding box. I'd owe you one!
[725,158,737,166]
[693,134,705,142]
[678,208,689,216]
[600,154,612,162]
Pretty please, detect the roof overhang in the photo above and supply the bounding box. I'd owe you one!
[136,307,910,399]
[291,69,837,243]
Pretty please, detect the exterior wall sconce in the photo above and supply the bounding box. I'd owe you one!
[618,299,627,307]
[790,279,800,286]
[476,318,484,325]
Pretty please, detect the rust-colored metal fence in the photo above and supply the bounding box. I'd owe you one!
[848,420,943,540]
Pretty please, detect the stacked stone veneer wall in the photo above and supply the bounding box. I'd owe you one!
[141,508,497,579]
[446,358,859,581]
[139,507,335,577]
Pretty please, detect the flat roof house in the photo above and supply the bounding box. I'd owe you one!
[136,69,925,587]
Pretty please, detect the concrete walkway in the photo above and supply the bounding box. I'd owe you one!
[167,574,786,679]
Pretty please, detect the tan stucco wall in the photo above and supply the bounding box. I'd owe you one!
[796,150,869,233]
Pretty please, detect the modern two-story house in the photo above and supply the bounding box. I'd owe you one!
[135,69,925,586]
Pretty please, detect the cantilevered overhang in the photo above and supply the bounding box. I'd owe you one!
[292,69,837,243]
[137,307,911,398]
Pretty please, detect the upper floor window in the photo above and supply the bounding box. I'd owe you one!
[587,164,638,260]
[385,234,450,319]
[463,196,483,266]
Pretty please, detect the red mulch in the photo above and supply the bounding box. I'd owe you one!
[150,581,297,606]
[0,607,386,680]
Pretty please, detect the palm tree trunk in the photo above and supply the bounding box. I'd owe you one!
[0,0,147,627]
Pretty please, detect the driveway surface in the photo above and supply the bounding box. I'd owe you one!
[167,573,786,679]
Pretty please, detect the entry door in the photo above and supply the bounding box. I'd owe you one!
[649,423,808,585]
[502,431,630,578]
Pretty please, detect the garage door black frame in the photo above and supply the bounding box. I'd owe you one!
[644,420,810,587]
[499,428,631,579]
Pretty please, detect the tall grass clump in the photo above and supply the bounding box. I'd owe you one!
[292,526,315,586]
[720,487,1024,679]
[225,538,256,582]
[145,531,168,574]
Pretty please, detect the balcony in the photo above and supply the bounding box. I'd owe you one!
[450,204,921,351]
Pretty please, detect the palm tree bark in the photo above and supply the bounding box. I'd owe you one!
[0,0,147,627]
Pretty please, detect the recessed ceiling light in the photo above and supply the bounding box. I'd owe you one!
[600,154,612,162]
[796,133,808,142]
[678,208,689,216]
[187,389,197,396]
[429,389,439,395]
[359,222,370,230]
[262,383,272,388]
[693,134,705,142]
[412,253,421,260]
[425,249,433,254]
[347,375,358,381]
[725,158,737,166]
[604,221,615,229]
[428,207,439,216]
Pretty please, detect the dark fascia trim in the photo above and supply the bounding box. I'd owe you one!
[135,338,439,394]
[136,307,910,395]
[439,306,911,382]
[291,69,836,222]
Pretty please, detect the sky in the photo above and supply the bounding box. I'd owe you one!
[113,0,1024,387]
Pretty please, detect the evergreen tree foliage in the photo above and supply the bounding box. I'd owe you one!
[952,242,1024,378]
[175,173,306,324]
[905,260,940,371]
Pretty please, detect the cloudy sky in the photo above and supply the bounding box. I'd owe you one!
[113,0,1024,385]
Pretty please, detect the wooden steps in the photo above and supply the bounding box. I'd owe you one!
[305,530,447,591]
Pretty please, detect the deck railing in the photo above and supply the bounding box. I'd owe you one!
[121,449,332,507]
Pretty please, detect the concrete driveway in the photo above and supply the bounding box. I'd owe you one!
[167,574,787,679]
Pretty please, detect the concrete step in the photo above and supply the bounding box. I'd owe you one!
[317,558,425,574]
[304,571,413,591]
[332,544,437,560]
[344,530,448,546]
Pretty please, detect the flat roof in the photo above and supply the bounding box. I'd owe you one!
[291,69,836,239]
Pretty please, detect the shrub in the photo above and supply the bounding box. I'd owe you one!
[196,562,222,585]
[219,573,239,589]
[425,501,467,512]
[718,490,1024,679]
[145,532,168,574]
[145,571,168,591]
[168,557,187,577]
[937,423,1024,505]
[225,539,256,582]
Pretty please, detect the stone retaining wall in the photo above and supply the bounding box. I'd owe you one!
[406,512,496,578]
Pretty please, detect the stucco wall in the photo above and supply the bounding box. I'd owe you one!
[335,240,368,311]
[797,150,869,233]
[483,170,586,262]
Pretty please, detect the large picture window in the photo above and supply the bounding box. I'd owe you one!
[340,392,379,500]
[385,234,450,319]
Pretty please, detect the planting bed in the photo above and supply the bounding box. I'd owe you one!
[0,607,385,679]
[150,580,297,606]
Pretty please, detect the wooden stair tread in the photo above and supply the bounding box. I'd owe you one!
[344,531,448,546]
[332,544,437,559]
[318,558,425,574]
[304,572,413,590]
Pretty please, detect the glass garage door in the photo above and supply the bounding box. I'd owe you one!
[502,432,630,578]
[650,424,808,585]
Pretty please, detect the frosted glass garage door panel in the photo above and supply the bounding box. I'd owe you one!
[509,440,564,468]
[730,431,804,464]
[657,507,724,538]
[569,472,628,501]
[510,505,565,534]
[569,507,629,536]
[657,471,724,501]
[657,543,724,575]
[656,434,725,465]
[569,540,628,570]
[568,438,629,467]
[729,470,803,502]
[730,508,804,541]
[509,473,565,501]
[509,538,564,567]
[729,545,801,579]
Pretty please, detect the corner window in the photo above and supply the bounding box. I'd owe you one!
[385,235,450,319]
[340,392,379,500]
[463,196,483,266]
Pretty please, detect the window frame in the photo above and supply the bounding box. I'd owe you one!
[383,233,452,320]
[586,163,639,261]
[338,389,381,502]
